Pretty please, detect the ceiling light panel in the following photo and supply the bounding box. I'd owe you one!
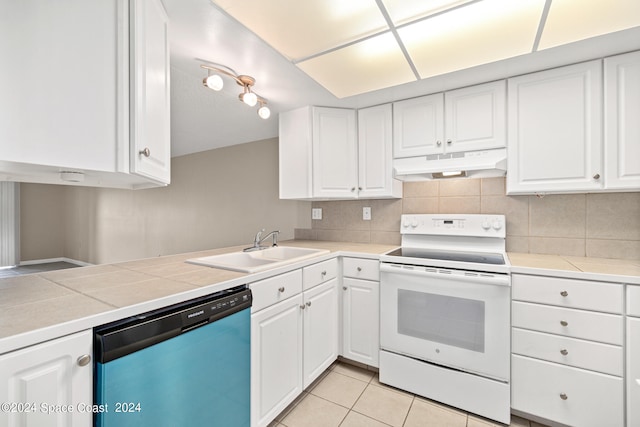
[211,0,388,61]
[399,0,546,79]
[538,0,640,51]
[381,0,475,26]
[296,32,416,98]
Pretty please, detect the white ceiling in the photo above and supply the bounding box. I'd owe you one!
[163,0,640,157]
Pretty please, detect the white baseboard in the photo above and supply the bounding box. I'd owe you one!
[19,257,93,267]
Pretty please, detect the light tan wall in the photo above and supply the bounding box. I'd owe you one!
[22,138,311,265]
[307,178,640,260]
[20,183,66,261]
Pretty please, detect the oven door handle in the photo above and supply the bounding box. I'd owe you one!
[380,263,510,287]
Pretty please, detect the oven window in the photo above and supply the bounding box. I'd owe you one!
[397,290,485,353]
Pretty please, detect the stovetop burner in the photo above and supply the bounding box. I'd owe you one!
[385,247,505,265]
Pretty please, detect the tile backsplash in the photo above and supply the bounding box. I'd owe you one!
[296,177,640,260]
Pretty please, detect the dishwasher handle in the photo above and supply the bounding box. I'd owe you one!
[95,286,252,364]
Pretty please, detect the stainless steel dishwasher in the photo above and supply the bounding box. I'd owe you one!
[94,285,252,427]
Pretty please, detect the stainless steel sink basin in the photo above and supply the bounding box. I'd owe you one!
[187,246,330,273]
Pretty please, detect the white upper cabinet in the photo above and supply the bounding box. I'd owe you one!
[604,51,640,191]
[393,80,505,158]
[279,105,400,200]
[357,104,402,199]
[0,0,170,189]
[507,60,603,194]
[312,107,358,198]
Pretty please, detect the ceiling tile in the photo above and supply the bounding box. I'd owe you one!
[399,0,546,79]
[296,32,416,98]
[381,0,474,26]
[210,0,388,60]
[538,0,640,50]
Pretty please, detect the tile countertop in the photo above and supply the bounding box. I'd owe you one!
[1,240,638,355]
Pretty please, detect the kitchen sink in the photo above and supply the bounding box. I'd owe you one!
[186,246,330,273]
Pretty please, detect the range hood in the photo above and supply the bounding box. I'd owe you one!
[393,148,507,181]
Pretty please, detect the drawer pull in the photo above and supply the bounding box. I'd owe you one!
[560,393,568,401]
[560,291,568,297]
[343,286,347,291]
[77,354,91,367]
[560,349,569,356]
[357,267,362,272]
[560,320,569,327]
[306,301,312,307]
[278,287,285,293]
[321,271,327,276]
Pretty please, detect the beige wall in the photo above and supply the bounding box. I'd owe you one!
[305,178,640,260]
[21,138,311,264]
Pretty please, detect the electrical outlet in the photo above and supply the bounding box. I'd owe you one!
[312,208,322,220]
[363,207,371,221]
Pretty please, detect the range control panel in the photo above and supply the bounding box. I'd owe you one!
[401,214,506,238]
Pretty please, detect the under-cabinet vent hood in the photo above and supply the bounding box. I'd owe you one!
[393,148,507,181]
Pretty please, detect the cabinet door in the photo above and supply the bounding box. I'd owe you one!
[358,104,402,199]
[0,330,93,427]
[444,80,506,153]
[604,51,640,190]
[0,0,127,172]
[303,279,339,388]
[130,0,171,185]
[507,60,603,194]
[312,107,358,198]
[628,317,640,427]
[342,277,380,367]
[393,93,444,158]
[251,295,303,427]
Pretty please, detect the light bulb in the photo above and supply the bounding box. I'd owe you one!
[242,91,257,107]
[257,105,271,119]
[204,74,223,91]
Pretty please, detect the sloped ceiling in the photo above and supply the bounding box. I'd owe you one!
[163,0,640,157]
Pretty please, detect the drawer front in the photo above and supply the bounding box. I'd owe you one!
[512,301,623,345]
[250,269,303,313]
[342,257,379,281]
[628,285,640,317]
[512,274,623,313]
[512,328,622,376]
[303,258,338,291]
[512,355,623,427]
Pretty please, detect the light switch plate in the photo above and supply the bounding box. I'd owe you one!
[363,207,371,221]
[312,208,322,220]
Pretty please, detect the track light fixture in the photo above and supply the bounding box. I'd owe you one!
[200,63,270,119]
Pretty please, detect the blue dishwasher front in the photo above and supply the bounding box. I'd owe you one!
[94,286,251,427]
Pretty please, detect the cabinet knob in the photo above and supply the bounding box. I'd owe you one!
[560,349,569,356]
[358,187,362,191]
[446,139,452,145]
[560,291,568,297]
[560,393,568,401]
[306,301,312,307]
[77,354,91,367]
[321,271,327,276]
[436,140,442,146]
[343,286,347,291]
[278,287,285,293]
[351,187,356,192]
[357,267,362,272]
[560,320,569,327]
[300,304,306,310]
[139,147,151,157]
[593,173,601,180]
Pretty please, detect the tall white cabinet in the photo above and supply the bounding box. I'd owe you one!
[507,60,603,194]
[604,51,640,190]
[0,0,170,189]
[0,330,93,427]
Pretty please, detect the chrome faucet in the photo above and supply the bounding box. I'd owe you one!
[244,229,280,252]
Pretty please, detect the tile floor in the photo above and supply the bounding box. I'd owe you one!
[270,361,547,427]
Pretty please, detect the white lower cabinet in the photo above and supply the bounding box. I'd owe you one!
[628,285,640,427]
[341,257,380,367]
[511,274,624,426]
[0,330,93,427]
[250,260,338,427]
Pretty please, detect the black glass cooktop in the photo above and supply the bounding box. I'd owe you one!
[385,247,505,265]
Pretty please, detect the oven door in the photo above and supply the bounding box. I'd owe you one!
[380,263,510,381]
